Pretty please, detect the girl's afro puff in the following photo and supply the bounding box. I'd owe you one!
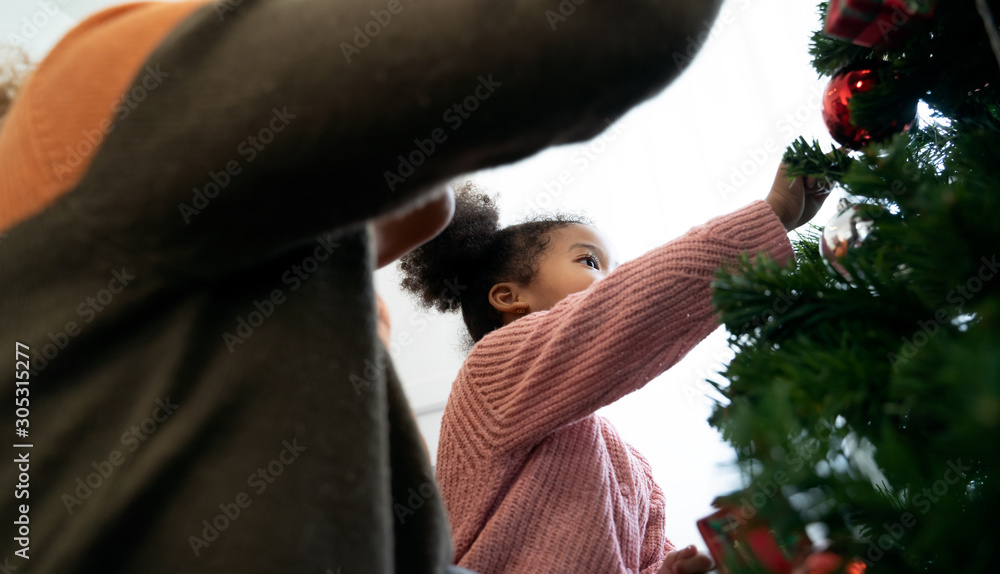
[399,181,588,342]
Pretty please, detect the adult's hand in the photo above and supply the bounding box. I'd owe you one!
[373,185,455,269]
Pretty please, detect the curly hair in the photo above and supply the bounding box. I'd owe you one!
[0,44,32,128]
[399,181,590,343]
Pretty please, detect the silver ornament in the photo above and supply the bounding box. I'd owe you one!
[820,199,874,282]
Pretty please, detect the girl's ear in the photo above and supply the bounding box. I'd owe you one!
[488,282,530,316]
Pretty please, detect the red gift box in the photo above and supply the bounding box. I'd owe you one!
[824,0,884,40]
[696,506,811,574]
[824,0,935,47]
[853,0,934,46]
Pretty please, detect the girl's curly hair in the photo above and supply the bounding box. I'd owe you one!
[0,44,32,128]
[399,181,590,343]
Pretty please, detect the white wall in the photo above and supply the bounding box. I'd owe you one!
[3,0,844,557]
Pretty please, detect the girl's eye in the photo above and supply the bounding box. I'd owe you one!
[581,255,599,270]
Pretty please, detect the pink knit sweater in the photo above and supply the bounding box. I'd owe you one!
[435,201,795,574]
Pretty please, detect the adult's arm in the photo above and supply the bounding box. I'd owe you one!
[14,0,725,277]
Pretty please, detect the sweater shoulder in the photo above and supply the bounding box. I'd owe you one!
[0,1,211,234]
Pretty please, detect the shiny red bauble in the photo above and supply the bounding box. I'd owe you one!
[822,65,916,149]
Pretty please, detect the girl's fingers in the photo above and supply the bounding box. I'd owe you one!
[677,553,715,574]
[660,545,698,574]
[803,175,834,196]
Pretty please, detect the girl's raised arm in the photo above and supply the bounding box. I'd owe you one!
[455,200,795,455]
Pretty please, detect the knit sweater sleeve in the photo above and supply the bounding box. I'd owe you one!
[1,0,727,278]
[460,200,794,454]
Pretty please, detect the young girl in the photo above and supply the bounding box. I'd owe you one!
[399,169,830,574]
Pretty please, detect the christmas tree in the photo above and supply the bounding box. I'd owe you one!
[704,1,999,572]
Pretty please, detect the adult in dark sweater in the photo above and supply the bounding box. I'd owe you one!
[0,0,722,571]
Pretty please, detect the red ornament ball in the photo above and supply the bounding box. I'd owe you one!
[822,65,915,149]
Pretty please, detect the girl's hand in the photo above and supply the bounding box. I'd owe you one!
[764,163,834,231]
[658,545,715,574]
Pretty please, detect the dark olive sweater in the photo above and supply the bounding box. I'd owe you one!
[0,0,722,571]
